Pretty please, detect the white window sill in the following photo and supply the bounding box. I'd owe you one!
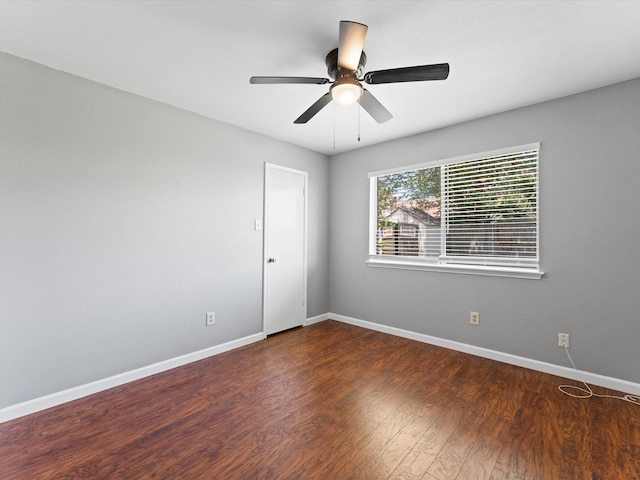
[366,257,544,280]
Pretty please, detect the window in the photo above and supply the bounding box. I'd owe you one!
[368,143,542,279]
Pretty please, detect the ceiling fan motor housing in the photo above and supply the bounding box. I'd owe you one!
[325,48,367,80]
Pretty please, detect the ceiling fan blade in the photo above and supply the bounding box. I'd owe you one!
[363,63,450,84]
[294,93,333,124]
[250,76,330,85]
[358,89,393,124]
[338,21,368,71]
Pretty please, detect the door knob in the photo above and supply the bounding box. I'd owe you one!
[267,257,277,263]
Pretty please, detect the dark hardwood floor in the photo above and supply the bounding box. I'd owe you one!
[1,320,639,479]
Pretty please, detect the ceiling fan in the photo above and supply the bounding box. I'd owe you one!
[250,21,449,124]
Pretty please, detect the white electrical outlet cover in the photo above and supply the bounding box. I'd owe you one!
[558,333,569,347]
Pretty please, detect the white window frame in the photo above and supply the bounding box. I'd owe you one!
[367,143,543,280]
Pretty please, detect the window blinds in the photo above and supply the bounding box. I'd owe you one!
[441,148,539,267]
[370,143,539,270]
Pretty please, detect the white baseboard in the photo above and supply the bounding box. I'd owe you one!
[0,332,266,424]
[304,312,330,326]
[1,315,328,424]
[329,313,640,397]
[5,314,638,424]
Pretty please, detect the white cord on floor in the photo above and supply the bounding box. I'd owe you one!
[558,346,640,406]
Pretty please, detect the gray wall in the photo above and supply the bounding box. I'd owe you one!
[329,78,640,385]
[0,52,329,408]
[3,47,639,410]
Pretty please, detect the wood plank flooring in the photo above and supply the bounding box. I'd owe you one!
[1,320,639,479]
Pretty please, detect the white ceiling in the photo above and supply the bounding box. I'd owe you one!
[1,1,640,155]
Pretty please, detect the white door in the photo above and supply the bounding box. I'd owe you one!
[263,164,307,335]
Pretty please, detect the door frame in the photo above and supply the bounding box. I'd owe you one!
[262,163,308,335]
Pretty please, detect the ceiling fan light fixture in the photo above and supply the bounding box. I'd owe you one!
[330,77,363,105]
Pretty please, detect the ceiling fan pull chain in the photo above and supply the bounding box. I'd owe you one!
[333,113,336,150]
[358,103,361,142]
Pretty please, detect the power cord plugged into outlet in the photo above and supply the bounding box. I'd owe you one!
[558,346,640,406]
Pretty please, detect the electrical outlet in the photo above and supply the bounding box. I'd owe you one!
[206,312,215,326]
[470,311,480,326]
[558,333,569,348]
